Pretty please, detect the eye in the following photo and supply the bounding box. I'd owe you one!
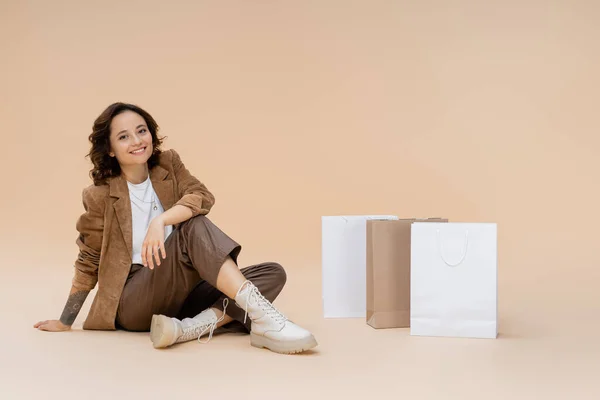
[139,129,147,134]
[119,135,127,140]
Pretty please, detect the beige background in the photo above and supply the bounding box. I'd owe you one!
[1,0,599,398]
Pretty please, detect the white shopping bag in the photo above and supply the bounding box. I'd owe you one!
[410,222,498,338]
[322,215,398,318]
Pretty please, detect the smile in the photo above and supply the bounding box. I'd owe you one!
[130,147,146,155]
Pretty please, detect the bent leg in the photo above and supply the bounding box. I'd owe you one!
[116,215,241,332]
[177,262,287,332]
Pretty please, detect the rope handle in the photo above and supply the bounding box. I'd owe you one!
[436,229,469,267]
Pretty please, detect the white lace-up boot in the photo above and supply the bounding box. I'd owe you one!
[234,281,317,354]
[150,299,229,349]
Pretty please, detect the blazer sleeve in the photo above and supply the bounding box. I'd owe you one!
[171,149,215,216]
[72,186,104,292]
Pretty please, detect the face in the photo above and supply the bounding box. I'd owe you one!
[108,110,153,167]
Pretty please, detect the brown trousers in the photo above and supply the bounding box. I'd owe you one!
[115,215,287,333]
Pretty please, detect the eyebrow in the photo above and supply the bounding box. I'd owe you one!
[117,124,147,135]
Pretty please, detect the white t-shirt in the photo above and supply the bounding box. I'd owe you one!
[127,176,174,265]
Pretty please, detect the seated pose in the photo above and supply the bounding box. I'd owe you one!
[33,102,317,355]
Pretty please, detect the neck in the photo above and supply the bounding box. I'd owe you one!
[121,163,150,184]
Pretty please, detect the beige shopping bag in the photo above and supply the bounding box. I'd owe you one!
[366,218,447,329]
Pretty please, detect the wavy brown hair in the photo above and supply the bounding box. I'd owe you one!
[86,102,167,186]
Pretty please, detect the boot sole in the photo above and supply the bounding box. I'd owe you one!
[250,332,318,354]
[150,314,176,349]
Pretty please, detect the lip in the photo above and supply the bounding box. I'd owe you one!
[130,147,147,155]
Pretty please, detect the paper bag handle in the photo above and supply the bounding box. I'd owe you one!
[436,229,469,267]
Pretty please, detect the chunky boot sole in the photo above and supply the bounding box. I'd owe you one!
[250,332,318,354]
[150,314,177,349]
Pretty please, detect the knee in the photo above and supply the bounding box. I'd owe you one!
[185,214,209,229]
[181,215,211,236]
[269,262,287,290]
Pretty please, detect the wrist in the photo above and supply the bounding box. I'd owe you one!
[58,320,72,328]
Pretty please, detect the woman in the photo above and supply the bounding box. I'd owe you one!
[33,102,317,355]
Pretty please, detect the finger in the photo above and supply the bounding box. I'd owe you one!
[153,244,160,266]
[34,320,48,328]
[160,242,166,259]
[147,245,154,269]
[141,242,147,267]
[151,245,157,269]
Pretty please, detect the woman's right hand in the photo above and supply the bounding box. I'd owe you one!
[34,319,71,332]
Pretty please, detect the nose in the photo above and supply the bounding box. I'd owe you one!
[131,132,142,144]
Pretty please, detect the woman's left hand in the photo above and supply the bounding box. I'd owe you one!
[142,217,167,269]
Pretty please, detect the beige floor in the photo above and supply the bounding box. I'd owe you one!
[2,254,598,400]
[3,0,600,398]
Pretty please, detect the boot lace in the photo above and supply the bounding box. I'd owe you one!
[177,298,229,344]
[240,281,287,325]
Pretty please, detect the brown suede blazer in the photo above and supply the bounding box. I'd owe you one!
[72,148,214,330]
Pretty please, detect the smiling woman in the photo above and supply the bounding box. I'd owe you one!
[33,102,317,355]
[86,104,166,186]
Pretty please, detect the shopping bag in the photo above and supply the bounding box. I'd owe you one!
[322,215,398,318]
[410,222,498,338]
[366,218,447,329]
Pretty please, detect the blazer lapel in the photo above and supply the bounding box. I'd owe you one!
[109,175,133,260]
[109,165,175,261]
[150,165,175,211]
